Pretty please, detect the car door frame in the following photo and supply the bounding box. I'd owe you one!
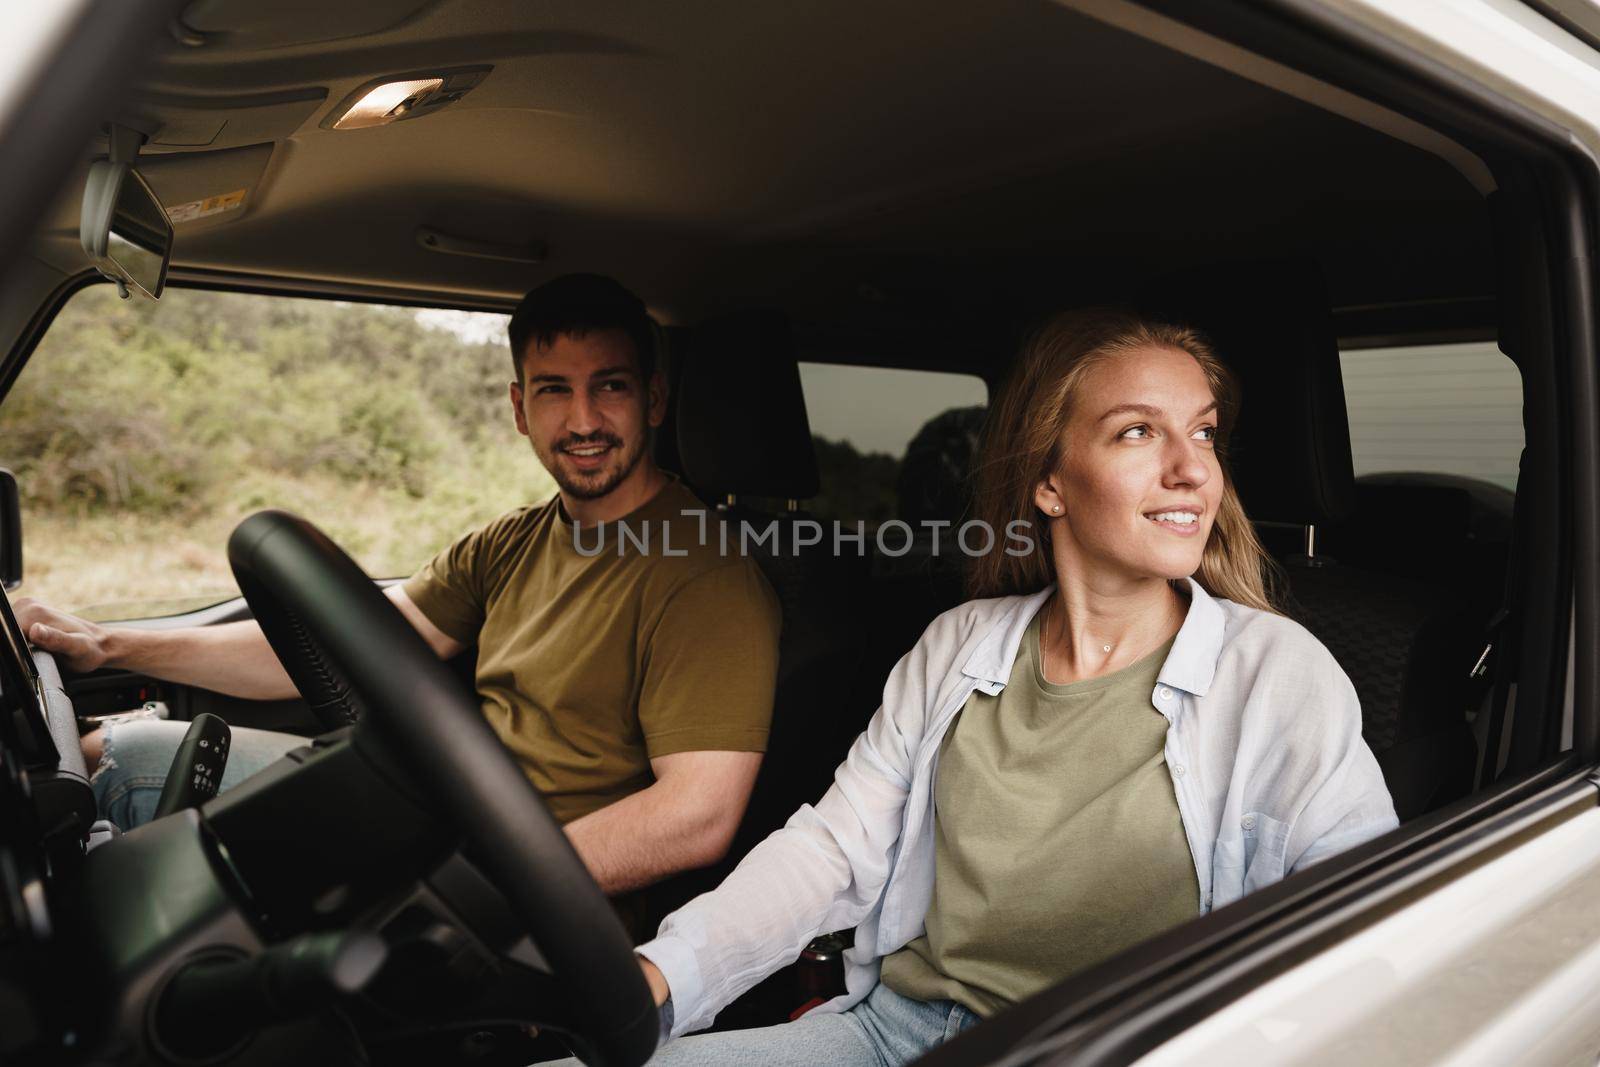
[919,0,1600,1062]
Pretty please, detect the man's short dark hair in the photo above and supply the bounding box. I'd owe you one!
[507,273,657,383]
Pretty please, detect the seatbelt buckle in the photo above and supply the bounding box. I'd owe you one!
[1469,642,1493,680]
[1469,607,1511,680]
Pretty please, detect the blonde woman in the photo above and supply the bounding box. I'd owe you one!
[572,309,1398,1065]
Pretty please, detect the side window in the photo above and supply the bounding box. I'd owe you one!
[797,362,988,529]
[0,285,550,620]
[1339,341,1523,490]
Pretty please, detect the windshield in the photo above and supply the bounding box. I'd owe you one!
[0,284,553,620]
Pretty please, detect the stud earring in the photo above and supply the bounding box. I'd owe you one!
[1051,505,1061,513]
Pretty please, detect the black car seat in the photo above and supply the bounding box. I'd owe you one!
[1322,471,1513,636]
[1322,471,1514,791]
[644,310,867,921]
[1142,262,1481,820]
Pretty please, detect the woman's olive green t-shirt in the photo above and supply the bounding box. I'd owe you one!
[879,613,1198,1017]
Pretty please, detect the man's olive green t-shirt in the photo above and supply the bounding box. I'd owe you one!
[402,478,781,826]
[879,613,1197,1017]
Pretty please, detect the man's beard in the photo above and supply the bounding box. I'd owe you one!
[539,430,648,501]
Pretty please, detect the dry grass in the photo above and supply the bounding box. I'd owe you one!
[21,451,556,621]
[5,287,565,620]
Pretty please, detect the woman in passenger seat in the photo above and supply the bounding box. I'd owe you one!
[561,309,1398,1065]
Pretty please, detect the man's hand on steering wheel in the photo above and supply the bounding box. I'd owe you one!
[14,598,113,674]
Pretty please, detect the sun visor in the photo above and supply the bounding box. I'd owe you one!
[135,143,275,234]
[174,0,436,51]
[114,88,327,154]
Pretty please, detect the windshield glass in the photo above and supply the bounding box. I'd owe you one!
[0,285,552,620]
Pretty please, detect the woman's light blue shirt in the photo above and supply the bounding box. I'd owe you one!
[641,577,1399,1038]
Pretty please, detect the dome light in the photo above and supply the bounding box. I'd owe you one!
[331,78,444,130]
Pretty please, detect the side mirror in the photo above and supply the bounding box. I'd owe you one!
[0,470,20,592]
[80,160,172,299]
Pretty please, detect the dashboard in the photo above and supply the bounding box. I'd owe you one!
[0,587,94,847]
[1,588,55,766]
[0,575,587,1066]
[0,585,68,1062]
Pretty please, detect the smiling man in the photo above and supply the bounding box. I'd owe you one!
[403,275,782,915]
[17,273,782,939]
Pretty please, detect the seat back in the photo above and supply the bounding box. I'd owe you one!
[1142,261,1482,819]
[845,404,984,737]
[643,311,867,923]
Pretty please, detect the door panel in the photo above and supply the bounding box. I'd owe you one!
[1133,805,1600,1066]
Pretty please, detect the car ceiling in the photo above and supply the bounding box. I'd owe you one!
[28,0,1493,370]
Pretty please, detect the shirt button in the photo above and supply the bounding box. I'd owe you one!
[1171,763,1186,778]
[1242,814,1257,831]
[1158,687,1173,701]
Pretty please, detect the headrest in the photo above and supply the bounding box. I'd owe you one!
[1331,473,1513,591]
[895,405,987,525]
[1139,260,1355,526]
[676,310,820,501]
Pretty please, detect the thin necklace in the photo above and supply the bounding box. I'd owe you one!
[1044,590,1181,665]
[1043,596,1113,661]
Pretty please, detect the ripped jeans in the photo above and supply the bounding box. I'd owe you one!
[90,716,306,830]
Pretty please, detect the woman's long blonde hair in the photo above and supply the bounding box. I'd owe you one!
[966,307,1278,612]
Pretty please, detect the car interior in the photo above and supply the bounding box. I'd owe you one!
[0,1,1581,1065]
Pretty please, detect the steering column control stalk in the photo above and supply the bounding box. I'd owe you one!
[150,929,387,1064]
[151,713,231,820]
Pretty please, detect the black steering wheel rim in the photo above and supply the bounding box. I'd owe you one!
[227,509,658,1066]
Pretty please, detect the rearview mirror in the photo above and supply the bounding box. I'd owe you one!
[80,160,172,299]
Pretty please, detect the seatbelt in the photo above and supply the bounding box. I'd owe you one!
[1475,453,1527,788]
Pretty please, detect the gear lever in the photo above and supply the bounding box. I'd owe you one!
[151,712,231,819]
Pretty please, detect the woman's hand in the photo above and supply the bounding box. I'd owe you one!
[639,955,670,1006]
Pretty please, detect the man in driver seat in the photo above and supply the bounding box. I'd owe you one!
[15,273,782,940]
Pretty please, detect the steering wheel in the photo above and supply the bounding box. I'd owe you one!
[226,509,658,1066]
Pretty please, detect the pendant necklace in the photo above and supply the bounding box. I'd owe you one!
[1047,597,1114,658]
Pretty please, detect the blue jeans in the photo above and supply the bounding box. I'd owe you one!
[91,716,307,829]
[547,982,980,1066]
